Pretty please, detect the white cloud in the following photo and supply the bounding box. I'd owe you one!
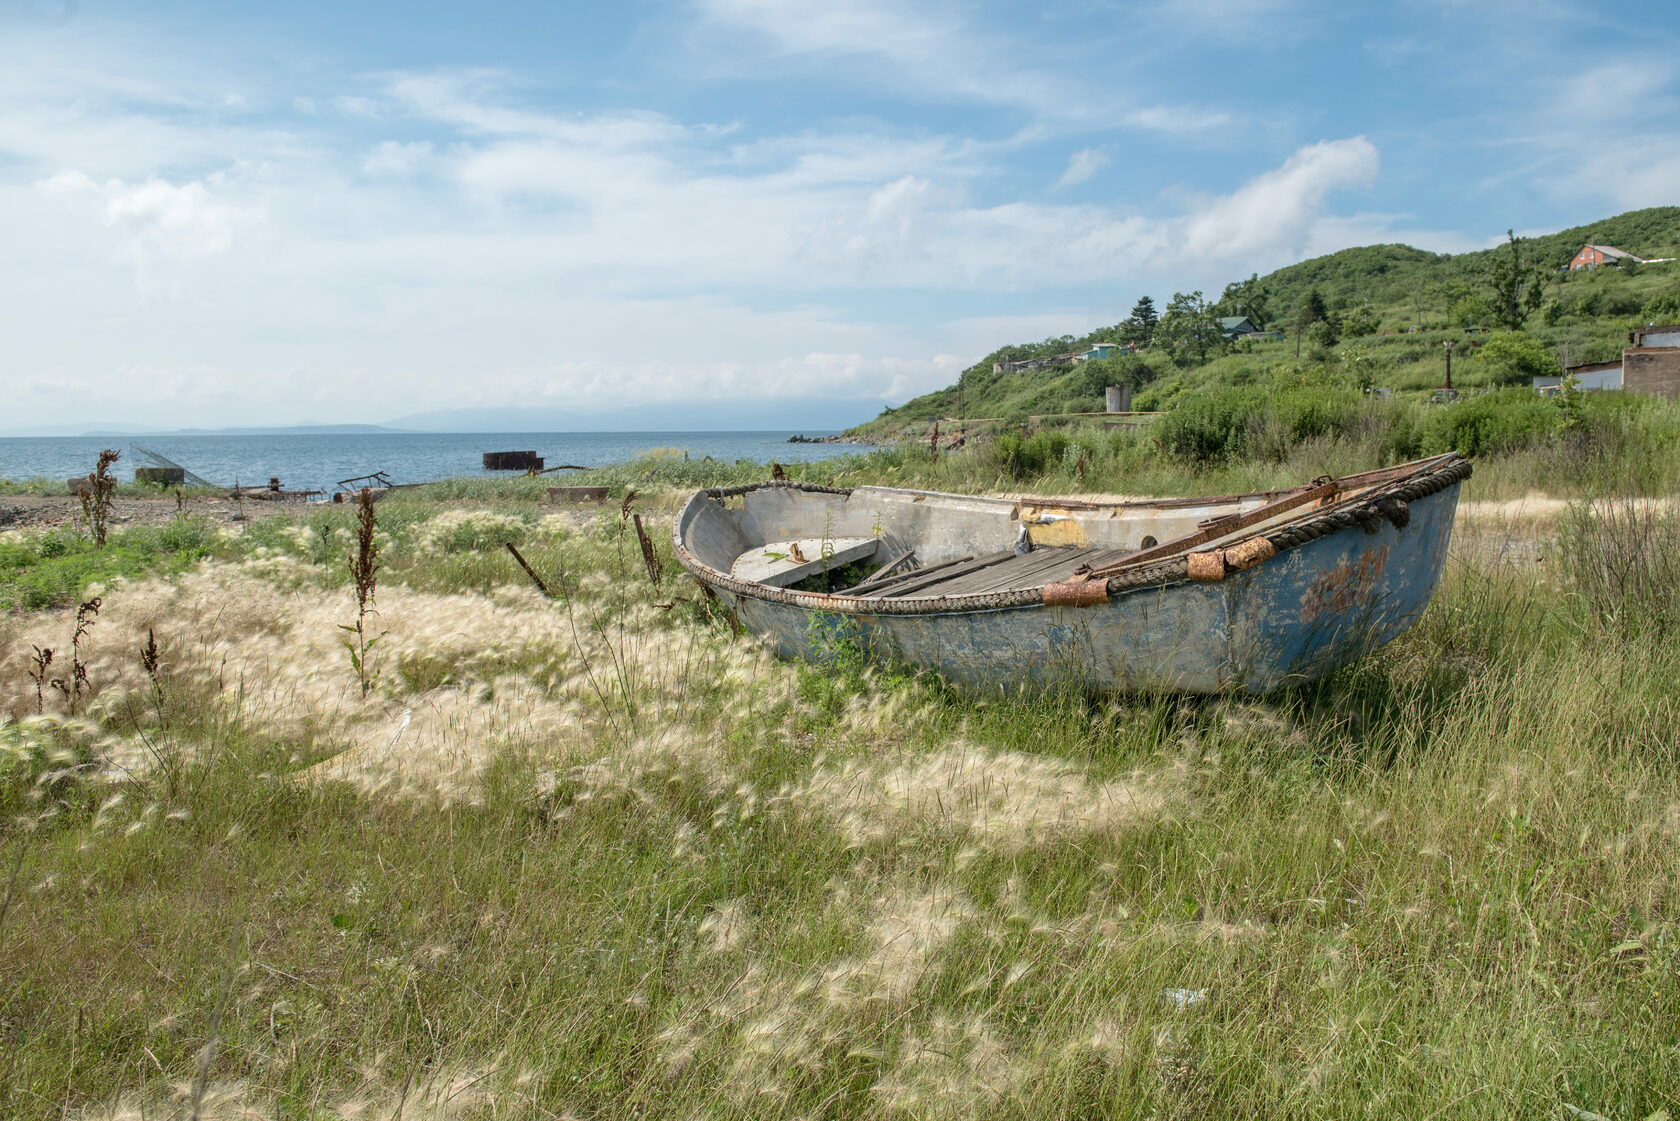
[1121,104,1234,132]
[0,18,1448,431]
[1054,147,1109,189]
[333,95,383,118]
[1181,136,1380,263]
[37,170,243,273]
[99,178,238,255]
[1532,55,1680,210]
[4,85,1406,427]
[1150,0,1304,43]
[693,0,1231,133]
[386,71,687,147]
[1560,140,1680,211]
[362,140,434,176]
[697,0,947,62]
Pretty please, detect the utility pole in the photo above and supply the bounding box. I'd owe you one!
[1442,339,1455,392]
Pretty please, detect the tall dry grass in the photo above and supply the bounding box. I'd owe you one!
[0,495,1675,1118]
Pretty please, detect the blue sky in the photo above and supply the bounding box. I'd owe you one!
[3,0,1677,430]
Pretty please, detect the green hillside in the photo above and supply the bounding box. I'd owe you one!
[850,206,1680,438]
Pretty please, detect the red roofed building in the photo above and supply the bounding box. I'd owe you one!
[1568,243,1646,271]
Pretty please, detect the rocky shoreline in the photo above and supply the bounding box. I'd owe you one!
[785,433,875,444]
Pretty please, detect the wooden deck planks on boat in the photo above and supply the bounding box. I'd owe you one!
[939,546,1090,595]
[854,545,1140,599]
[872,551,1018,598]
[960,546,1138,595]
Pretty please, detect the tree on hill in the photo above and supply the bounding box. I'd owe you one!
[1294,288,1329,358]
[1218,273,1271,329]
[1450,291,1496,329]
[1342,302,1379,337]
[1121,295,1158,346]
[1156,291,1225,366]
[1076,353,1150,398]
[1483,229,1545,330]
[1299,288,1329,325]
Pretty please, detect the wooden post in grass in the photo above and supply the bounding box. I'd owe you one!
[504,542,552,598]
[632,514,663,591]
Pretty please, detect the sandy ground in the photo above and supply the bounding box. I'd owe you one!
[0,493,294,530]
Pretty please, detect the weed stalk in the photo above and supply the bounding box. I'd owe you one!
[49,597,100,715]
[28,646,53,715]
[79,449,119,547]
[341,488,384,698]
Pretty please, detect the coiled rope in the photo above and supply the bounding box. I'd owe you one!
[701,480,854,499]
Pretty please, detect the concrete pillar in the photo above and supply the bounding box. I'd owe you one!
[1106,385,1132,413]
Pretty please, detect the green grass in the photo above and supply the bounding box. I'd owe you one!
[817,379,1680,504]
[0,477,223,498]
[0,489,1678,1117]
[0,519,222,613]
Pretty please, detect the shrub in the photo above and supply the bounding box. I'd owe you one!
[414,510,533,553]
[1474,332,1559,387]
[1061,438,1099,478]
[989,430,1072,480]
[1641,292,1680,324]
[1383,411,1424,462]
[1450,292,1495,328]
[1073,354,1148,398]
[1604,290,1643,317]
[1154,386,1262,463]
[1422,391,1559,457]
[1027,431,1068,475]
[1567,288,1604,318]
[1342,304,1380,337]
[1304,320,1339,351]
[1574,338,1626,365]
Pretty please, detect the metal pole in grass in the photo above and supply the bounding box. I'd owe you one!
[505,542,553,597]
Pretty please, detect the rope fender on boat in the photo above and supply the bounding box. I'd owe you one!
[675,455,1471,614]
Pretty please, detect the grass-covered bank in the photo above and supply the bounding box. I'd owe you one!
[0,489,1678,1117]
[853,206,1680,439]
[406,385,1680,508]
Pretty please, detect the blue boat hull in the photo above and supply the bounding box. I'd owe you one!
[710,481,1460,695]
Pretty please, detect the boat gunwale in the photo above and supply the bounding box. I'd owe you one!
[671,453,1470,617]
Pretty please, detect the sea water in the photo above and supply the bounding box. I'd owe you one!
[0,431,873,493]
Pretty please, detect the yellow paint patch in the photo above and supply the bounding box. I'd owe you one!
[1025,518,1088,547]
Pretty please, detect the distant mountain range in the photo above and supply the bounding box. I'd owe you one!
[380,397,895,434]
[3,397,896,438]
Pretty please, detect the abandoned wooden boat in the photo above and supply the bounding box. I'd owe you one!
[672,453,1471,694]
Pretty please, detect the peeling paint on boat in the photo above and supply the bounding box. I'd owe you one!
[676,469,1463,694]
